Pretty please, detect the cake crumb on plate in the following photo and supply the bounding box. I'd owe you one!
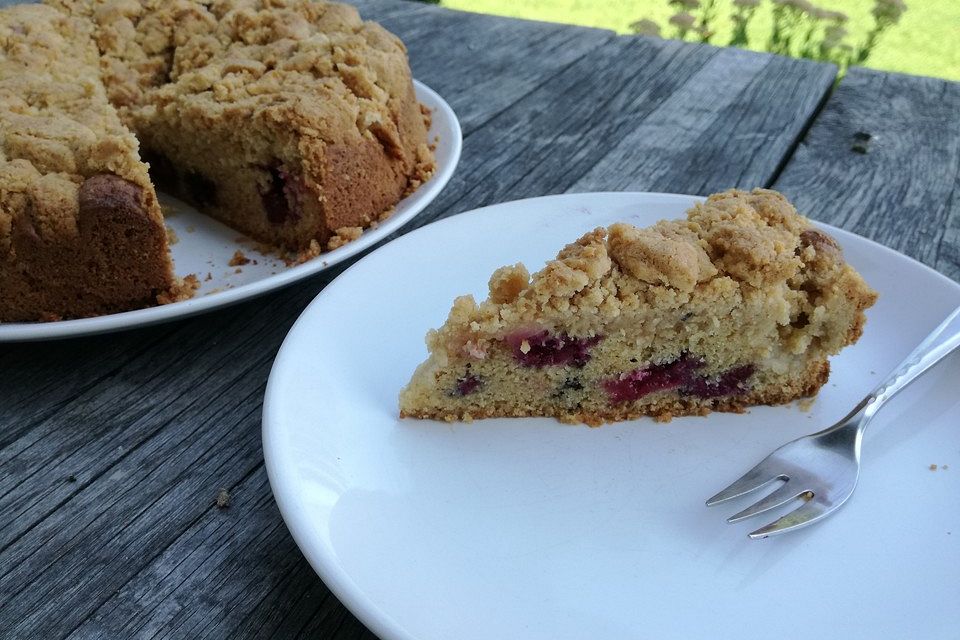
[326,226,364,251]
[228,250,250,267]
[157,274,199,304]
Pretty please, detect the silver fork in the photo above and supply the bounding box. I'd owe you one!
[707,304,960,539]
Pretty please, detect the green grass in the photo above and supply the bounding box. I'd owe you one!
[440,0,959,81]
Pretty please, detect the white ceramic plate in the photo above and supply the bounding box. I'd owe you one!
[0,81,461,342]
[263,193,960,640]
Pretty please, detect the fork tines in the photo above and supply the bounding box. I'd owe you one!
[707,465,828,538]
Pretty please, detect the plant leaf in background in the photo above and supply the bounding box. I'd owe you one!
[631,0,907,77]
[730,0,760,47]
[436,0,954,81]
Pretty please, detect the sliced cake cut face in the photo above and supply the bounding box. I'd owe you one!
[400,189,878,425]
[0,4,176,322]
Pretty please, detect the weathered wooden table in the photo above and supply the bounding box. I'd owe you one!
[2,0,958,637]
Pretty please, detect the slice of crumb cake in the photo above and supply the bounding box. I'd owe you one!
[400,189,878,425]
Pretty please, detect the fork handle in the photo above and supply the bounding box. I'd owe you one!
[862,304,960,420]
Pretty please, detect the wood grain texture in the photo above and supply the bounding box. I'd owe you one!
[0,1,916,639]
[569,45,835,194]
[773,67,960,281]
[0,280,372,640]
[367,6,615,136]
[399,34,836,237]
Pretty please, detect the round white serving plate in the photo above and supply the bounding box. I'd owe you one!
[0,81,461,342]
[264,192,960,640]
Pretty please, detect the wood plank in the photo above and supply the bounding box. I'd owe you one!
[772,67,960,281]
[570,44,835,195]
[0,337,270,634]
[367,6,615,135]
[405,36,835,233]
[0,279,377,638]
[0,329,174,448]
[0,263,380,638]
[64,469,374,639]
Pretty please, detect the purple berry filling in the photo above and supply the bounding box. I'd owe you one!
[261,164,304,225]
[505,330,602,368]
[604,355,754,403]
[604,356,704,403]
[184,170,217,207]
[684,365,756,398]
[142,151,178,190]
[455,374,482,396]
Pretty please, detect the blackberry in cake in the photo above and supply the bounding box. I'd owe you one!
[0,5,178,322]
[400,189,878,425]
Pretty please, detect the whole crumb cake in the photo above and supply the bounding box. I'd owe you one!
[53,0,434,251]
[400,189,878,425]
[1,0,433,322]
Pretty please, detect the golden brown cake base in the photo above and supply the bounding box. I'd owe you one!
[400,190,877,426]
[0,174,176,322]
